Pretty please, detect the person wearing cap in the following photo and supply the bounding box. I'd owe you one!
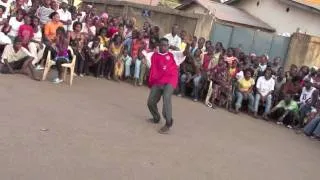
[297,78,319,128]
[57,0,72,31]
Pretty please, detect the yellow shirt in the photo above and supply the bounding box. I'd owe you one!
[238,78,255,92]
[179,42,186,51]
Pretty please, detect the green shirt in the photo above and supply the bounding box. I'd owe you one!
[276,100,299,112]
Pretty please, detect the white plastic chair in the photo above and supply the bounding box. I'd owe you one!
[42,46,77,86]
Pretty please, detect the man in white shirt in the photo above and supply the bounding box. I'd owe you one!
[0,37,39,80]
[37,0,54,25]
[164,24,181,51]
[57,1,72,31]
[254,68,275,119]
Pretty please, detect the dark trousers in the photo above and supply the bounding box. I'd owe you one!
[75,50,85,75]
[147,84,174,127]
[269,108,298,126]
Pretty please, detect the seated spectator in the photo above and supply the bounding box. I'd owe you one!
[164,24,181,51]
[304,115,320,140]
[207,58,231,108]
[273,68,286,105]
[52,27,70,84]
[85,37,101,77]
[257,55,268,76]
[50,0,59,12]
[179,50,200,100]
[0,0,11,19]
[282,76,302,101]
[285,64,298,81]
[149,25,159,51]
[235,68,255,113]
[29,16,45,69]
[18,14,33,48]
[44,12,63,43]
[7,9,25,40]
[268,94,299,128]
[0,5,11,45]
[37,0,54,26]
[298,78,319,128]
[0,37,38,80]
[254,68,275,119]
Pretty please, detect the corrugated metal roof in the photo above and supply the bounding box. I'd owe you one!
[289,0,320,10]
[177,0,275,31]
[114,0,160,6]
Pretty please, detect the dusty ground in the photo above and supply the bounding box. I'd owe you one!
[1,74,320,180]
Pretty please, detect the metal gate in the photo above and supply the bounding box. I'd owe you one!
[210,23,290,64]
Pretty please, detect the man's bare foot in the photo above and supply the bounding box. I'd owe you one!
[253,112,258,118]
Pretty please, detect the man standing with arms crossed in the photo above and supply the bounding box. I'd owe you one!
[147,37,190,134]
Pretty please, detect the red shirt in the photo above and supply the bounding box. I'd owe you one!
[148,52,178,88]
[131,39,145,59]
[202,54,211,72]
[107,26,118,38]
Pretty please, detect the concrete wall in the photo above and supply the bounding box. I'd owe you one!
[233,0,320,36]
[82,0,213,39]
[285,33,320,69]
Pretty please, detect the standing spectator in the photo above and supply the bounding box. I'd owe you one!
[37,0,54,26]
[235,68,255,113]
[224,48,237,67]
[7,9,25,40]
[50,0,59,11]
[271,57,281,74]
[253,68,275,119]
[57,0,72,31]
[109,34,123,80]
[69,21,85,77]
[164,24,181,50]
[27,0,40,16]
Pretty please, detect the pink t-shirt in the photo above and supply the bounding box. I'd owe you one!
[148,52,178,88]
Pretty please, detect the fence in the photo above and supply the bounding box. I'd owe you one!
[210,22,290,64]
[82,0,211,37]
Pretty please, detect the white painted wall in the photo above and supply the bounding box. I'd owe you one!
[233,0,320,36]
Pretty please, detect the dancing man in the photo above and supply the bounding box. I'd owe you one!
[147,37,190,134]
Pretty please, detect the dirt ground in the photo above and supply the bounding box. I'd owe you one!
[1,75,320,180]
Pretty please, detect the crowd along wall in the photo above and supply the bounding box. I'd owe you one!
[285,33,320,69]
[82,0,213,39]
